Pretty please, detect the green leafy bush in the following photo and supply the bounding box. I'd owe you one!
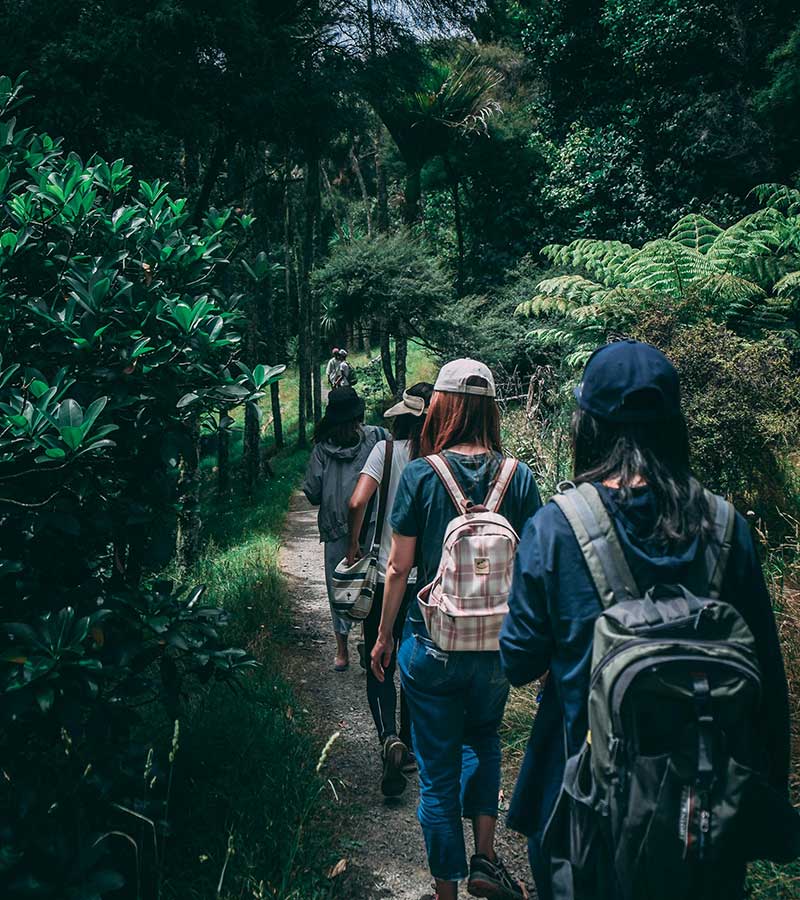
[635,315,800,516]
[0,74,279,895]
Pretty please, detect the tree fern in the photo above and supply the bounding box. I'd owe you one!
[749,183,800,216]
[668,214,722,254]
[519,183,800,364]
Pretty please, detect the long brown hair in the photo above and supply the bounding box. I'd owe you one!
[419,377,501,456]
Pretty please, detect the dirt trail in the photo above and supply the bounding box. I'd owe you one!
[280,492,533,899]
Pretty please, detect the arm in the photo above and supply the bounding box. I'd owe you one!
[370,533,416,683]
[301,447,323,506]
[726,523,791,791]
[499,521,554,686]
[347,473,379,564]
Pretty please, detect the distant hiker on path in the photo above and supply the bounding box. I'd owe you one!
[346,382,434,798]
[371,359,541,900]
[334,349,355,388]
[326,347,340,388]
[500,340,794,900]
[302,387,388,671]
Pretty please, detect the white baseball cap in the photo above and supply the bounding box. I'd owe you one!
[434,358,496,397]
[384,389,427,418]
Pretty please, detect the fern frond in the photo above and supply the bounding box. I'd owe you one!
[618,240,707,298]
[749,183,800,216]
[774,270,800,298]
[541,239,635,284]
[692,272,766,305]
[668,215,722,254]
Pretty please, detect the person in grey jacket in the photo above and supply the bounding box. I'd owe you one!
[302,387,388,671]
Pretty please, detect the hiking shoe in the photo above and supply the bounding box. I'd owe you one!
[468,854,528,899]
[402,749,418,774]
[381,736,408,798]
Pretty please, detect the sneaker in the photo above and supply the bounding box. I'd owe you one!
[402,749,418,774]
[468,854,527,899]
[381,736,408,798]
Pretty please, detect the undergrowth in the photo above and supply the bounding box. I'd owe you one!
[157,445,339,899]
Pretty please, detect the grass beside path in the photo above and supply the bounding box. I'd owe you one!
[162,446,338,900]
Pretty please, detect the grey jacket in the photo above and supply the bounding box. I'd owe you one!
[302,425,388,543]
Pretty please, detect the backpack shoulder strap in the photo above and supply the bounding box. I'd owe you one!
[552,482,639,608]
[370,439,393,552]
[427,454,469,515]
[691,489,735,599]
[484,456,519,513]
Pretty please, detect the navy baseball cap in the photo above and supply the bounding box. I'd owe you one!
[574,340,681,423]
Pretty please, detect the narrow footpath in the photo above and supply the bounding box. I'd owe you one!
[280,491,533,899]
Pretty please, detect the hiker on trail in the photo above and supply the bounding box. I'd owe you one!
[371,359,541,900]
[346,382,434,798]
[302,387,389,671]
[499,340,794,900]
[334,349,355,388]
[326,348,340,388]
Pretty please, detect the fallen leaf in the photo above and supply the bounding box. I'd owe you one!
[328,858,347,879]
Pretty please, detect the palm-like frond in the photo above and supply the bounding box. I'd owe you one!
[542,239,635,285]
[668,214,723,254]
[518,183,800,364]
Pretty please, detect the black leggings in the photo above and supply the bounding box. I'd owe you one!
[363,583,413,746]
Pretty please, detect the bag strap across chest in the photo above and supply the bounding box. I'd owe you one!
[427,453,518,516]
[370,439,394,553]
[552,482,735,609]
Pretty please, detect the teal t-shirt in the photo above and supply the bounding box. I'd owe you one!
[390,451,542,621]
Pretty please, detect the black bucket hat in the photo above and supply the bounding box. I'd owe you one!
[575,340,681,423]
[323,386,365,424]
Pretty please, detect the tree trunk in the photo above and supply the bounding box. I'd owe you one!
[346,321,355,353]
[350,146,373,237]
[321,163,347,242]
[375,132,390,234]
[403,168,422,226]
[445,158,465,297]
[394,333,408,397]
[217,409,230,496]
[176,412,201,570]
[309,161,323,424]
[191,132,227,226]
[242,313,261,491]
[380,320,398,395]
[244,401,260,493]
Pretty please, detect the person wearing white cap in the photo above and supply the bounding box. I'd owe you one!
[346,382,434,798]
[370,359,542,900]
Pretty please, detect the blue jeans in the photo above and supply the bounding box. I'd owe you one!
[398,627,510,882]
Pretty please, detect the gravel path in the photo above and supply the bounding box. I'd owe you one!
[280,491,534,899]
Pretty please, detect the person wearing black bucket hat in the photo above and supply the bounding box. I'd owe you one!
[302,386,388,671]
[499,340,791,900]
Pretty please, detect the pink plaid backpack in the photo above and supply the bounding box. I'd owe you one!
[417,454,520,652]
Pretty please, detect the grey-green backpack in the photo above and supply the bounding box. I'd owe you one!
[543,482,799,900]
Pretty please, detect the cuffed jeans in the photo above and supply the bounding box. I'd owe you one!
[323,536,354,636]
[399,624,510,882]
[363,583,413,746]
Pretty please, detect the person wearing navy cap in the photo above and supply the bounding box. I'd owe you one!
[499,340,791,900]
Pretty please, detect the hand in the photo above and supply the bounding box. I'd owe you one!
[345,544,362,567]
[370,632,393,683]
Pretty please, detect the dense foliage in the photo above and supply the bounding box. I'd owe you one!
[0,75,280,895]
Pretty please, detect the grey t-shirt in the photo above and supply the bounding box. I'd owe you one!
[361,438,416,583]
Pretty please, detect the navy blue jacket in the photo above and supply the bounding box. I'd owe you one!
[499,483,791,840]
